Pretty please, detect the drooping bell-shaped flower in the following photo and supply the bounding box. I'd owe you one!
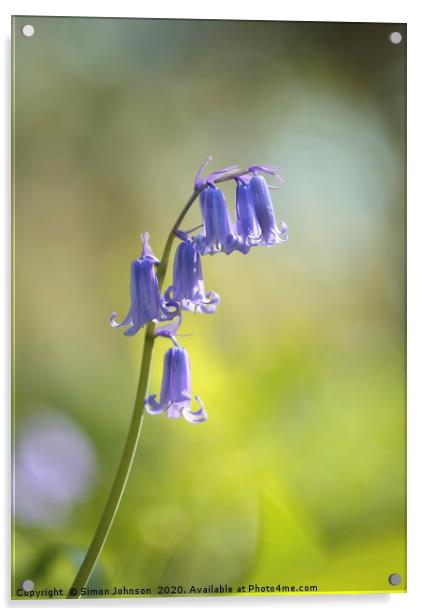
[248,175,288,245]
[166,238,220,313]
[196,185,238,255]
[110,233,178,336]
[235,179,262,248]
[145,346,207,423]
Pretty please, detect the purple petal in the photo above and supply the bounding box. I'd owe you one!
[145,394,167,415]
[172,241,197,302]
[194,156,242,190]
[145,348,173,413]
[109,309,132,329]
[248,165,284,184]
[280,220,289,241]
[159,298,180,320]
[182,397,208,424]
[180,299,197,313]
[248,175,283,245]
[199,186,235,255]
[170,347,192,404]
[196,290,220,314]
[123,322,144,336]
[206,165,242,185]
[167,403,184,419]
[155,314,182,338]
[236,181,261,242]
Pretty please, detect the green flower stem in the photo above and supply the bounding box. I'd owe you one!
[67,321,155,598]
[67,168,248,598]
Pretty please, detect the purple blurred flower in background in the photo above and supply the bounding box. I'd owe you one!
[165,237,220,313]
[110,233,178,336]
[14,411,98,527]
[145,346,207,424]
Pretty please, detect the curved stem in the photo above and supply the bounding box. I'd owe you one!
[155,190,200,289]
[67,190,198,598]
[67,321,155,597]
[67,168,250,598]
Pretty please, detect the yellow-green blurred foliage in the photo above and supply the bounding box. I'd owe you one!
[12,17,405,596]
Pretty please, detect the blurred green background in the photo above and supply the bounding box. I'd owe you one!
[12,17,406,597]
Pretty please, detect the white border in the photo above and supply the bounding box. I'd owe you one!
[0,1,413,21]
[2,2,422,614]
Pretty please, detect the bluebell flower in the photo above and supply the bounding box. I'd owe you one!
[195,185,237,255]
[194,160,287,255]
[247,174,288,245]
[196,185,251,255]
[145,346,207,423]
[234,178,262,248]
[110,233,178,336]
[165,237,220,313]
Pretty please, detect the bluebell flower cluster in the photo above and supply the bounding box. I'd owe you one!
[111,159,287,424]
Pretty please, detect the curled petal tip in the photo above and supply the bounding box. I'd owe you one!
[110,310,132,329]
[160,300,180,320]
[109,311,120,327]
[182,396,208,424]
[145,395,165,415]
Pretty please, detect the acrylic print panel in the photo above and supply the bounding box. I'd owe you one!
[12,16,406,599]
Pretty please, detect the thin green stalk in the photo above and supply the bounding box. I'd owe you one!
[67,321,155,597]
[67,168,249,598]
[66,189,200,597]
